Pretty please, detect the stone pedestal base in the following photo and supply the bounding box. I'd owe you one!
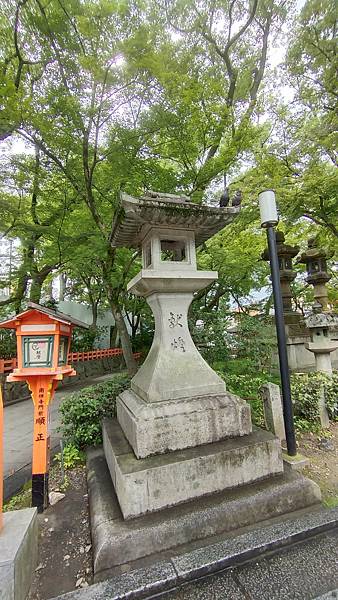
[87,447,321,578]
[103,419,283,519]
[0,508,38,600]
[116,389,252,458]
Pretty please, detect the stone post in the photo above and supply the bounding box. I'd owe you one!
[261,382,286,442]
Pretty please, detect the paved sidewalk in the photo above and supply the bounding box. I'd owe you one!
[3,373,115,499]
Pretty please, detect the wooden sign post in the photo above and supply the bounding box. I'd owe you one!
[0,303,88,512]
[29,378,58,508]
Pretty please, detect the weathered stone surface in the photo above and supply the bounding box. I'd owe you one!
[49,528,338,600]
[0,508,38,600]
[103,419,283,519]
[111,192,240,249]
[234,530,338,600]
[314,591,338,600]
[283,452,310,471]
[49,561,178,600]
[129,289,227,404]
[261,383,286,442]
[117,389,251,458]
[173,505,335,582]
[87,447,322,578]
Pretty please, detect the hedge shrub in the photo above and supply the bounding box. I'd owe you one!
[219,370,275,427]
[58,374,130,449]
[219,369,338,431]
[291,371,338,428]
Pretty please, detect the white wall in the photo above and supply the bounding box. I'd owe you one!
[58,301,115,349]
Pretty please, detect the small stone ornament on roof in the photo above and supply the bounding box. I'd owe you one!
[141,190,191,203]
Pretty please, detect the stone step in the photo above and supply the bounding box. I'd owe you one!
[51,472,336,599]
[103,418,283,519]
[87,446,321,578]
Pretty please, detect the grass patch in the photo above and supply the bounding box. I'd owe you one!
[323,495,338,509]
[4,481,32,512]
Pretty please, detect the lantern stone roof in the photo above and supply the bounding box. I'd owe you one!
[0,302,89,329]
[110,192,240,248]
[297,238,334,264]
[262,231,299,262]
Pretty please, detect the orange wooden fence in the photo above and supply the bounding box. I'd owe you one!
[0,358,17,374]
[0,348,141,374]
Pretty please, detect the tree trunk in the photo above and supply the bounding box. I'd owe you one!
[13,268,29,313]
[92,301,98,328]
[59,273,67,301]
[29,267,54,304]
[88,292,99,328]
[29,276,44,303]
[109,299,137,376]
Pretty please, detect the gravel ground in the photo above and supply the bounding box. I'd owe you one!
[298,422,338,505]
[27,464,93,600]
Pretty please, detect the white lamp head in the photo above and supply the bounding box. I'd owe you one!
[258,190,279,228]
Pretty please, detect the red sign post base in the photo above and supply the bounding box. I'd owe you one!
[28,378,58,512]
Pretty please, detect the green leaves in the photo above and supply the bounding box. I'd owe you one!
[58,374,131,448]
[291,372,338,429]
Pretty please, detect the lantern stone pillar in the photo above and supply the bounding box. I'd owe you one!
[113,194,252,460]
[305,311,338,376]
[102,192,287,520]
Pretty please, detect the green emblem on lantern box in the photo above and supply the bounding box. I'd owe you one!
[23,336,54,367]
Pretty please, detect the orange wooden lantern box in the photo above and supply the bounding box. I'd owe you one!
[0,302,88,511]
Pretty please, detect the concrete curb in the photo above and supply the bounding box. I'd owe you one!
[50,506,338,600]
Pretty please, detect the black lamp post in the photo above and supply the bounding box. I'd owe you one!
[259,190,297,456]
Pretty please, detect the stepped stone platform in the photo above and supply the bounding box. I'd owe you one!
[87,446,321,578]
[102,418,283,519]
[50,512,338,600]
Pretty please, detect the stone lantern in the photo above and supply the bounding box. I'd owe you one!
[305,309,338,427]
[297,238,333,311]
[86,191,320,578]
[110,192,252,461]
[305,310,338,376]
[262,231,299,323]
